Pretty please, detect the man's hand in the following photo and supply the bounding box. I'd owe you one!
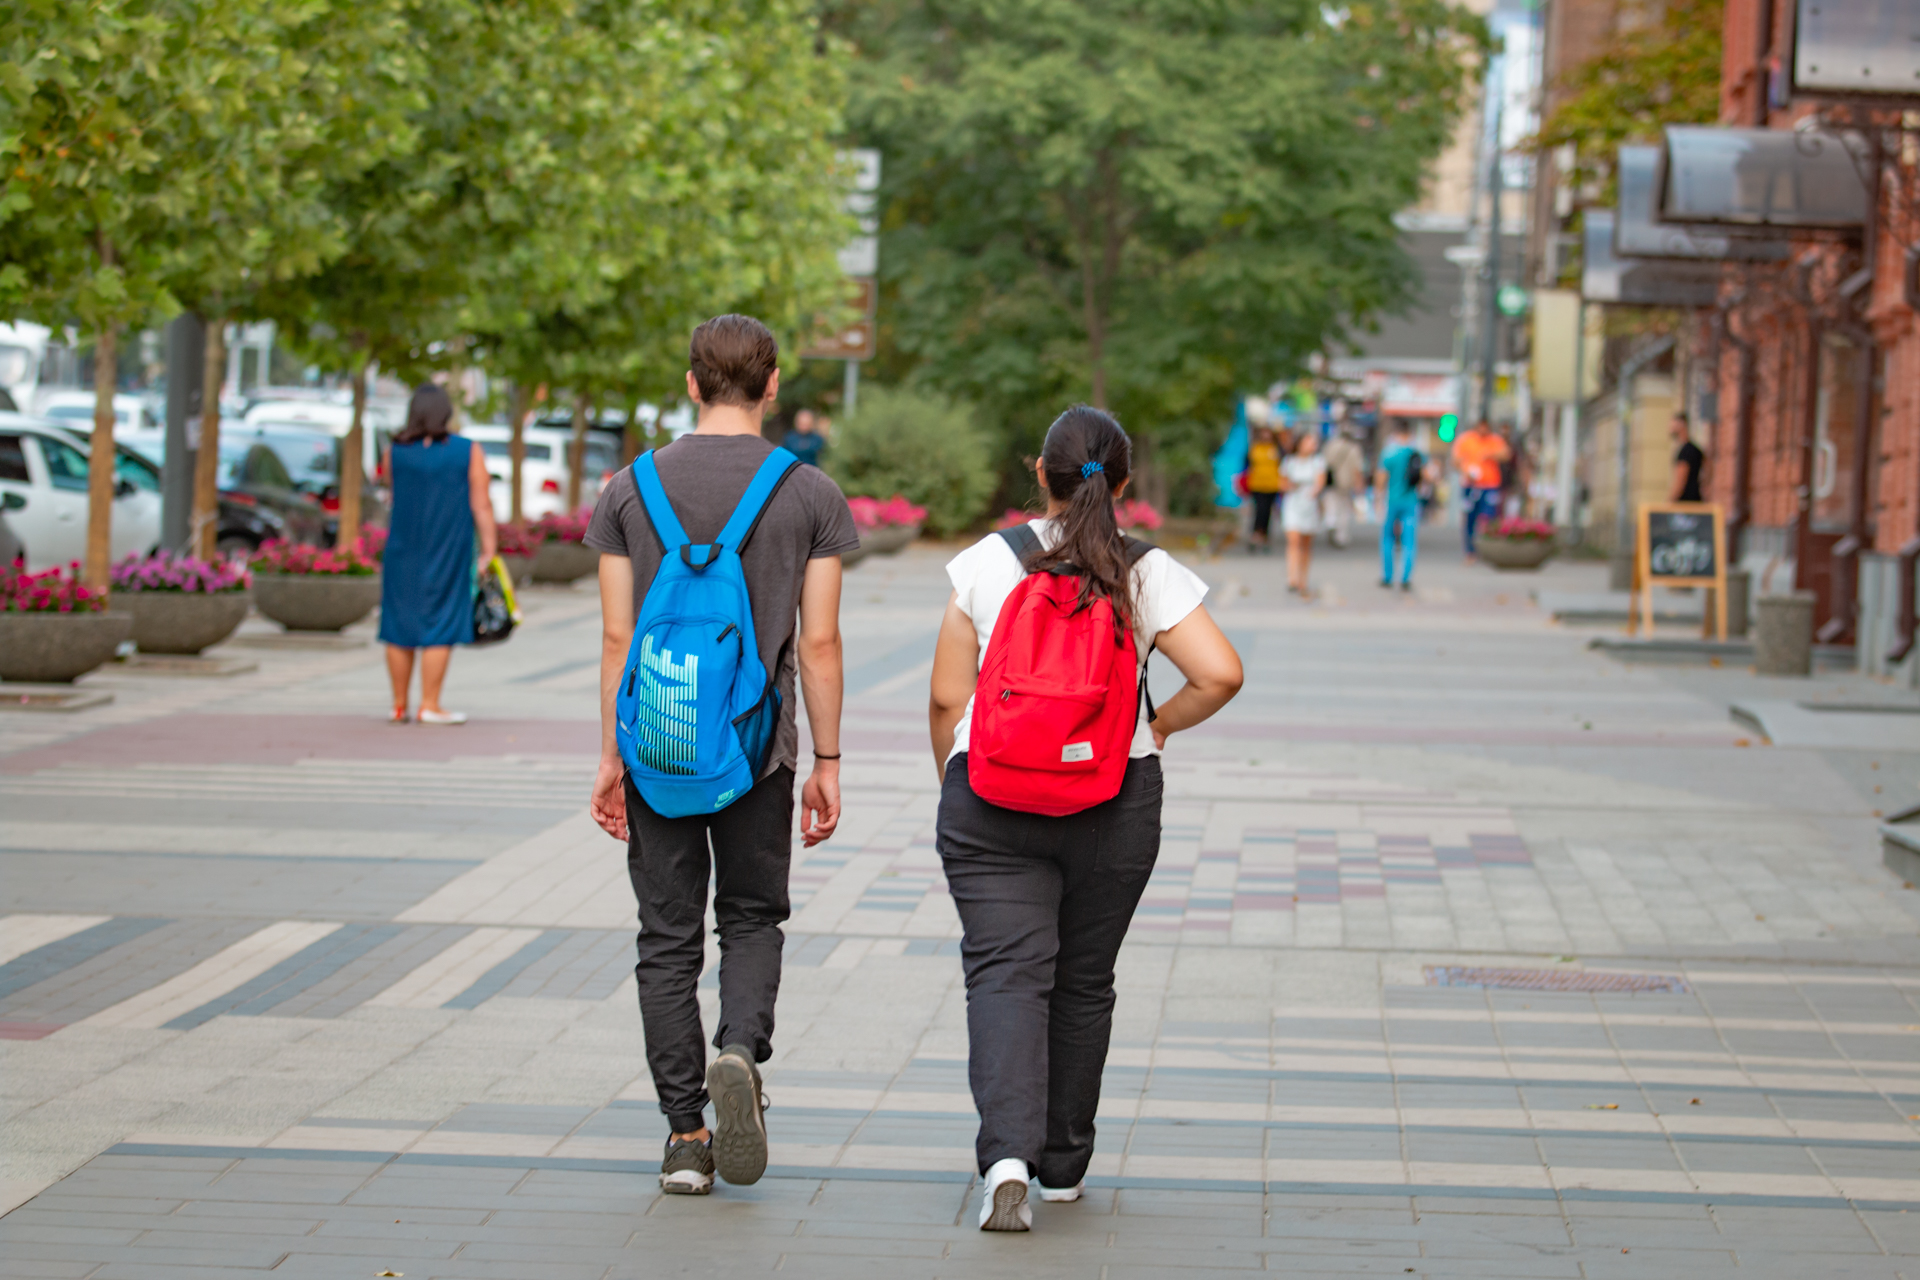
[590,756,628,841]
[800,759,840,847]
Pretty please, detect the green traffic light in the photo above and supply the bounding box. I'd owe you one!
[1438,413,1458,443]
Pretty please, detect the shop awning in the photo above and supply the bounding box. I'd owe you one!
[1660,125,1869,231]
[1583,211,1723,307]
[1616,145,1787,261]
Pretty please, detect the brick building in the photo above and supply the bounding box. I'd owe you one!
[1706,0,1918,682]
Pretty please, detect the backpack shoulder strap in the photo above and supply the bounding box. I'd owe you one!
[996,523,1043,571]
[1121,535,1155,568]
[631,452,688,550]
[716,447,801,555]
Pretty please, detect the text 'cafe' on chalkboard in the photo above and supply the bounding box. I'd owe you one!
[1633,502,1727,640]
[1646,509,1719,580]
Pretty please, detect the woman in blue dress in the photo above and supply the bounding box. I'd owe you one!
[379,384,496,724]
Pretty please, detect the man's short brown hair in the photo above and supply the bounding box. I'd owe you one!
[689,314,778,407]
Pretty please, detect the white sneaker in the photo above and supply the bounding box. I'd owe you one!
[1036,1181,1083,1202]
[418,709,467,726]
[978,1157,1032,1231]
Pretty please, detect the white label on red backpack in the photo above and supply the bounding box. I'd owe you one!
[1061,742,1094,763]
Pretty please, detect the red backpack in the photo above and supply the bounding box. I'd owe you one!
[967,526,1156,816]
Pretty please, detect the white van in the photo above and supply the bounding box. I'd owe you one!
[463,423,615,521]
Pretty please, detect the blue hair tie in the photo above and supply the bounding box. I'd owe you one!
[1081,460,1104,478]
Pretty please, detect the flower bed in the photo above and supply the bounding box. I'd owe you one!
[1485,517,1556,541]
[4,563,107,614]
[847,495,926,561]
[109,551,251,655]
[1,564,130,682]
[529,511,598,583]
[531,510,593,544]
[249,536,381,576]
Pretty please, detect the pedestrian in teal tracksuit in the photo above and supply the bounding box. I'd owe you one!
[1374,421,1422,590]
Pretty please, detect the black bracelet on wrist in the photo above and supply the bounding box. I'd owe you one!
[813,751,842,760]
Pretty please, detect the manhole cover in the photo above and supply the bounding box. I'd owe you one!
[1425,966,1690,994]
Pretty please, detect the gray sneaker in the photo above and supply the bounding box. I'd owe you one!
[706,1044,769,1186]
[659,1136,713,1195]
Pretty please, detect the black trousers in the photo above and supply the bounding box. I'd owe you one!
[936,753,1163,1183]
[1250,491,1278,537]
[625,767,794,1134]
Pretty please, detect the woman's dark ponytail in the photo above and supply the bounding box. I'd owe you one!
[1028,405,1138,631]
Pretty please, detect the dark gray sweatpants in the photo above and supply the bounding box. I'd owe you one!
[936,753,1162,1184]
[625,767,793,1134]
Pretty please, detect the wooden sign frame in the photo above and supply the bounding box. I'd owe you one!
[1631,502,1727,640]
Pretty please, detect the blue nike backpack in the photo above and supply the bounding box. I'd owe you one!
[615,447,799,818]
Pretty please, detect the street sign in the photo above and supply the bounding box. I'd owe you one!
[799,277,877,362]
[1496,283,1530,317]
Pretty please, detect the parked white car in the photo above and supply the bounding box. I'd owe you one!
[243,398,400,481]
[463,423,615,521]
[0,413,162,572]
[34,391,161,436]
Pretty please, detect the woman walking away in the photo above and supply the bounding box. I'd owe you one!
[1280,430,1328,596]
[379,383,497,725]
[1244,424,1284,554]
[928,406,1243,1232]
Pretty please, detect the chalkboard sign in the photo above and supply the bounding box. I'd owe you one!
[1646,509,1719,579]
[1633,503,1727,640]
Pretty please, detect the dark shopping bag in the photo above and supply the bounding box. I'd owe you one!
[472,555,520,645]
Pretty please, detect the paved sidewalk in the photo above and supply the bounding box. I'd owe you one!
[2,522,1917,1278]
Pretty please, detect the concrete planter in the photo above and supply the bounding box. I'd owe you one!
[1477,535,1556,571]
[252,573,381,633]
[0,611,133,683]
[531,540,598,584]
[1754,591,1815,677]
[841,542,872,569]
[110,591,250,655]
[860,524,921,556]
[498,554,536,588]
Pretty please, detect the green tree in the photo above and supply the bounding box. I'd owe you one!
[1,0,197,585]
[474,0,853,514]
[835,0,1484,503]
[156,0,424,555]
[1537,0,1724,195]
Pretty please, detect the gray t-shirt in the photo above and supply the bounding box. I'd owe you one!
[585,433,859,777]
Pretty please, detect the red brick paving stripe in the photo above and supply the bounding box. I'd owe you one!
[0,1022,62,1040]
[0,714,598,773]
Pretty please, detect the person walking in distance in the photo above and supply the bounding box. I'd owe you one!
[587,315,860,1196]
[781,407,827,468]
[1320,427,1366,548]
[1374,420,1423,591]
[1243,423,1284,553]
[930,406,1243,1231]
[1669,412,1705,502]
[1280,430,1328,596]
[1450,418,1509,561]
[378,383,496,725]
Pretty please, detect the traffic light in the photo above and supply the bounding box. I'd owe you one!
[1438,413,1458,443]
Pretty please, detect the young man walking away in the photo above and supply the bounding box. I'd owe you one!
[1375,420,1423,590]
[587,314,858,1195]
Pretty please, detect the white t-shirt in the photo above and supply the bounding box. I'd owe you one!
[945,521,1210,769]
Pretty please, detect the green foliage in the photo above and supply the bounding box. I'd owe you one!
[1536,0,1725,193]
[831,0,1486,496]
[826,384,997,536]
[477,0,854,409]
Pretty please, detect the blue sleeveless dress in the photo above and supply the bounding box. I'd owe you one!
[378,436,476,648]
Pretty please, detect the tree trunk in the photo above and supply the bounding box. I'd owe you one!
[191,316,226,559]
[566,391,589,511]
[508,384,529,525]
[84,320,118,590]
[620,398,642,465]
[338,357,368,548]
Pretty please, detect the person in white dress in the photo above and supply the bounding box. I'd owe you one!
[1279,431,1328,596]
